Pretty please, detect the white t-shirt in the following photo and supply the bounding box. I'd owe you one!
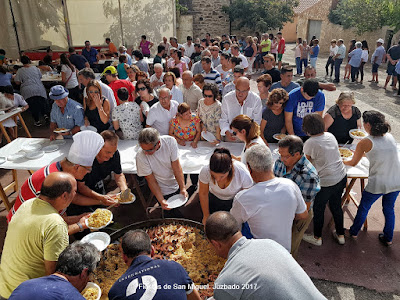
[241,136,265,166]
[238,54,249,68]
[159,85,183,104]
[150,73,164,84]
[303,132,346,187]
[199,160,253,200]
[231,177,307,252]
[136,136,180,195]
[146,100,179,135]
[3,94,28,128]
[184,42,195,58]
[61,65,79,89]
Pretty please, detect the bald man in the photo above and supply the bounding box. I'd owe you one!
[296,66,336,92]
[0,172,76,299]
[205,212,326,300]
[180,70,203,111]
[219,77,262,141]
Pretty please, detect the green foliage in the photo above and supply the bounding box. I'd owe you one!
[176,0,188,15]
[222,0,299,32]
[330,0,400,34]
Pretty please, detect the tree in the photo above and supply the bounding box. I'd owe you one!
[329,0,400,34]
[222,0,299,32]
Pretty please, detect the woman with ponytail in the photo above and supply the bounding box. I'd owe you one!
[230,114,266,165]
[199,148,253,224]
[345,110,400,246]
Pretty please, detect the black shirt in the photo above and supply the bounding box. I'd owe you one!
[327,104,361,144]
[263,67,281,83]
[83,150,122,194]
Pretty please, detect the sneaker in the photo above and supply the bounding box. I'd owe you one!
[43,115,50,124]
[302,234,322,246]
[345,229,357,239]
[332,230,345,245]
[34,121,42,127]
[378,233,392,247]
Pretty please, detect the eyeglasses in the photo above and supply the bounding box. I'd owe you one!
[159,96,170,101]
[236,88,249,94]
[142,142,159,153]
[203,94,213,98]
[88,90,100,94]
[137,86,147,91]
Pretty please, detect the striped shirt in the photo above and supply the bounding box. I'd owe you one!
[7,162,61,222]
[202,68,222,90]
[273,155,320,206]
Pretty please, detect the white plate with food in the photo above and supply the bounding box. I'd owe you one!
[349,129,368,139]
[111,191,136,204]
[8,151,26,161]
[21,143,42,152]
[339,147,354,161]
[166,194,188,209]
[80,125,97,132]
[85,209,113,230]
[51,139,66,146]
[42,145,59,153]
[81,282,101,300]
[195,147,213,155]
[273,133,287,141]
[26,150,45,160]
[201,131,217,142]
[81,232,111,252]
[53,128,70,134]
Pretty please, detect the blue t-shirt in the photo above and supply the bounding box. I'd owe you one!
[108,256,193,300]
[270,81,300,93]
[0,72,12,87]
[285,87,325,136]
[310,45,320,58]
[9,275,85,300]
[82,48,98,65]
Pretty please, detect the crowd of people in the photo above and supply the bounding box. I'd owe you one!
[0,32,399,299]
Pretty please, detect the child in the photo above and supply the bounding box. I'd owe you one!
[112,87,143,139]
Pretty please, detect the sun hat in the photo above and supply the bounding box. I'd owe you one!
[377,38,384,44]
[49,85,69,100]
[67,131,104,166]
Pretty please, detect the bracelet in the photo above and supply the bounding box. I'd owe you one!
[76,222,84,232]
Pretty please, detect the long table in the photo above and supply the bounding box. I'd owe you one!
[0,138,381,226]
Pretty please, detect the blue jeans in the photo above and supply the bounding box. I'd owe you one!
[350,190,400,241]
[310,57,317,68]
[295,57,301,74]
[334,58,343,81]
[300,58,308,73]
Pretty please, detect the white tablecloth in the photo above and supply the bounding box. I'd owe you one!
[0,138,377,178]
[0,107,23,123]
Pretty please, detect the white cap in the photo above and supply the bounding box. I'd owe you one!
[67,131,104,166]
[377,38,384,44]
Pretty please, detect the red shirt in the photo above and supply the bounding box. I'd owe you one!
[108,80,135,105]
[278,38,285,54]
[7,162,61,222]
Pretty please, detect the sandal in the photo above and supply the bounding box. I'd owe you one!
[378,233,392,247]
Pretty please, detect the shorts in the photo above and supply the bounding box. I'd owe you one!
[387,63,398,76]
[372,63,379,73]
[277,53,283,61]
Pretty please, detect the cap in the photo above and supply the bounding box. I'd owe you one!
[49,85,69,100]
[377,38,384,44]
[67,131,104,166]
[101,66,118,76]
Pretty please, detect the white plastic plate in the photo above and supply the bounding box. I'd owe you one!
[112,192,136,204]
[53,128,70,133]
[26,151,45,160]
[195,147,212,155]
[349,129,368,139]
[81,232,111,252]
[339,147,354,161]
[81,282,101,300]
[273,133,287,141]
[21,143,42,152]
[8,152,26,161]
[166,194,188,209]
[85,210,113,230]
[42,145,59,153]
[201,131,217,142]
[0,157,6,164]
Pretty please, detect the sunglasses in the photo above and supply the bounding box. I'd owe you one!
[203,94,213,98]
[137,87,147,91]
[142,142,159,153]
